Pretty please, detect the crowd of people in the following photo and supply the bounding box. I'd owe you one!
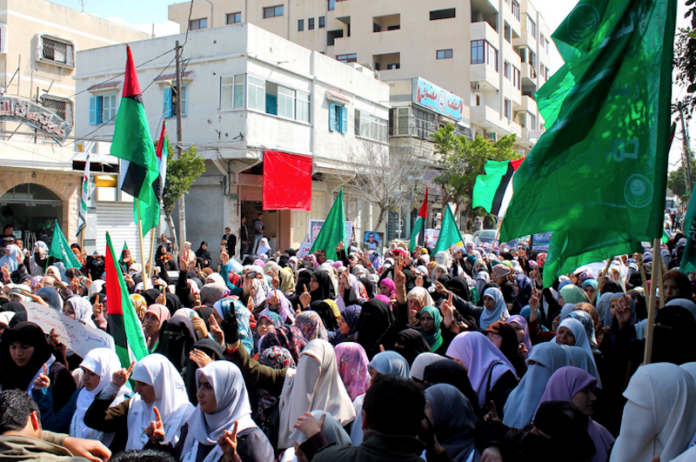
[0,216,695,462]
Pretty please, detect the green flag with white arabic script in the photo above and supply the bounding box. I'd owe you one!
[500,0,676,244]
[48,220,82,269]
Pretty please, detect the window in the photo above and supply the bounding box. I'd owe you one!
[540,64,546,82]
[248,76,266,111]
[539,33,545,50]
[355,110,388,143]
[387,63,400,70]
[42,97,72,124]
[504,23,512,43]
[263,5,284,18]
[336,53,357,63]
[504,98,512,119]
[226,12,242,24]
[511,0,521,20]
[519,46,527,63]
[277,86,295,119]
[545,39,551,54]
[471,40,498,71]
[298,19,304,31]
[430,8,455,20]
[308,18,315,30]
[436,49,453,59]
[328,0,335,11]
[504,61,511,79]
[512,66,521,89]
[89,94,117,125]
[319,16,326,28]
[189,18,207,30]
[531,114,537,129]
[529,50,536,68]
[40,36,75,67]
[329,103,348,134]
[526,15,536,39]
[221,75,245,110]
[296,92,310,123]
[164,84,188,118]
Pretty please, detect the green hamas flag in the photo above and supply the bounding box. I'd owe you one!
[543,230,642,288]
[432,206,463,255]
[500,0,676,244]
[310,189,346,261]
[48,220,82,269]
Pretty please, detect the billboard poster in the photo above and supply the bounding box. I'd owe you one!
[413,77,464,121]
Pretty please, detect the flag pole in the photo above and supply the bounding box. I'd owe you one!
[147,228,156,281]
[487,217,503,257]
[136,199,149,290]
[643,237,662,365]
[638,252,648,290]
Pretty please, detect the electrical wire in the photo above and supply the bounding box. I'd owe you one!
[182,0,195,48]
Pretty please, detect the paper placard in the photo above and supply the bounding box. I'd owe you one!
[532,232,553,252]
[424,229,440,248]
[308,219,353,246]
[297,242,313,258]
[25,301,115,358]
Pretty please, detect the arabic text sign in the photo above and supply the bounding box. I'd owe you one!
[308,219,353,245]
[424,229,440,248]
[413,77,464,121]
[297,242,313,258]
[26,302,115,358]
[0,96,72,144]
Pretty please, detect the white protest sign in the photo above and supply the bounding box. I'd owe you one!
[297,242,313,258]
[308,219,353,245]
[25,301,115,358]
[424,229,440,248]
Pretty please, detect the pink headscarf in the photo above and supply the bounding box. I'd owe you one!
[335,342,370,401]
[143,304,171,348]
[375,294,391,305]
[379,278,396,298]
[538,367,614,462]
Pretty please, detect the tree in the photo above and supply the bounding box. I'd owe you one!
[337,140,426,230]
[668,159,696,197]
[432,124,521,218]
[159,138,205,253]
[675,1,696,117]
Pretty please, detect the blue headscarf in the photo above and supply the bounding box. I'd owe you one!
[213,298,253,354]
[368,351,410,378]
[480,287,509,330]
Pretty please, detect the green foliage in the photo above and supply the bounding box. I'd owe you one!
[431,124,521,214]
[667,159,696,197]
[675,1,696,117]
[161,138,206,214]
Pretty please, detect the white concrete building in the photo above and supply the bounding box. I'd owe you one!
[73,23,390,259]
[0,0,151,259]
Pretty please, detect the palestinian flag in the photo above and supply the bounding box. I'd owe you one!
[105,232,149,369]
[472,157,525,216]
[409,188,428,251]
[111,45,159,236]
[153,122,168,200]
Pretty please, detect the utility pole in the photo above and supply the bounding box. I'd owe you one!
[175,40,187,249]
[679,102,694,193]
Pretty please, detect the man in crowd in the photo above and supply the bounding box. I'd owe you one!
[252,213,265,254]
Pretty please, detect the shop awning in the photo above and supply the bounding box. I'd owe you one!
[263,151,312,211]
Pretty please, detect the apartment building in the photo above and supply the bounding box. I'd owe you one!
[0,0,150,256]
[168,0,552,152]
[74,23,391,259]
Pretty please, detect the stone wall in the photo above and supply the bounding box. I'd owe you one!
[0,169,81,239]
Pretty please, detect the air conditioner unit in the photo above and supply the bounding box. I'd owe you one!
[471,82,481,92]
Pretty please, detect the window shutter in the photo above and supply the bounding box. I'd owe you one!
[340,106,348,134]
[163,87,172,118]
[329,103,336,132]
[89,96,98,125]
[182,85,188,117]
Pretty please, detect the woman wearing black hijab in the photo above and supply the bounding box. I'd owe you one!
[310,300,339,332]
[359,277,375,300]
[195,242,212,268]
[0,322,76,411]
[184,338,225,405]
[155,316,197,373]
[309,270,334,301]
[391,328,431,366]
[423,359,482,418]
[356,298,394,359]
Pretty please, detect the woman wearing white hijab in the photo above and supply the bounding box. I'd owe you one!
[554,318,594,361]
[32,348,132,448]
[150,361,275,462]
[257,238,272,256]
[84,353,195,451]
[611,363,696,462]
[63,295,96,328]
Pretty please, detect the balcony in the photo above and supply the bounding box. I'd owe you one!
[471,20,499,44]
[521,62,537,87]
[471,104,522,138]
[519,94,537,113]
[373,52,400,72]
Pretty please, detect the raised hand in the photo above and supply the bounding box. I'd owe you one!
[483,401,500,423]
[441,292,454,319]
[209,314,225,347]
[293,412,325,439]
[191,316,209,338]
[155,288,167,305]
[112,361,135,388]
[48,329,67,358]
[145,406,165,443]
[246,292,255,312]
[179,257,189,272]
[300,284,311,309]
[394,260,405,288]
[217,421,238,462]
[220,251,230,266]
[221,312,240,346]
[33,364,50,390]
[271,270,280,289]
[616,293,633,328]
[189,349,213,368]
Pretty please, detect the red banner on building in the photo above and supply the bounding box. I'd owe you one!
[263,150,312,211]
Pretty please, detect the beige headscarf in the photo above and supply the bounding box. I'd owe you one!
[277,339,355,448]
[178,242,196,268]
